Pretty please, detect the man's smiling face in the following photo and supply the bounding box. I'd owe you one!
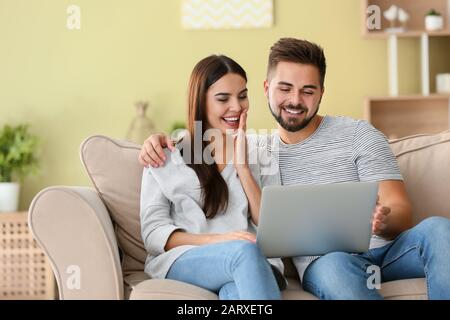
[264,61,324,132]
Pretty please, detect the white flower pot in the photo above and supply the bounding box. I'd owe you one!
[0,182,20,212]
[425,15,444,31]
[437,74,450,94]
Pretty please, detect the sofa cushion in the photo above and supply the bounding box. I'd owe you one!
[379,278,427,300]
[129,278,219,300]
[125,272,426,300]
[81,136,146,276]
[389,131,450,224]
[126,273,318,300]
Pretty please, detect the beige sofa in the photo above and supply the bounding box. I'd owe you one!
[28,131,450,300]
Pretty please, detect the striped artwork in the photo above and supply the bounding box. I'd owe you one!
[181,0,273,30]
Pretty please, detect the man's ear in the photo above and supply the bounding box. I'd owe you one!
[263,80,269,98]
[318,87,325,105]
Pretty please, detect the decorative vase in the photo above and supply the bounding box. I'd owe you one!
[425,15,443,31]
[0,182,20,212]
[126,101,156,145]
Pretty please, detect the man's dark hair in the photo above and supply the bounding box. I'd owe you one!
[267,38,327,88]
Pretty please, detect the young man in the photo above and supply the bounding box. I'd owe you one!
[139,38,450,300]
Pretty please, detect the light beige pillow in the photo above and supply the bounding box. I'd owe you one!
[389,131,450,224]
[81,135,146,276]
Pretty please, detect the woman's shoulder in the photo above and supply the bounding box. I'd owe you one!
[145,148,189,181]
[143,148,200,199]
[247,133,277,149]
[245,138,280,188]
[247,135,278,167]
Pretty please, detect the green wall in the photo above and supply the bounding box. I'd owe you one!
[0,0,444,209]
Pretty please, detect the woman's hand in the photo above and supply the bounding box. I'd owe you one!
[233,110,249,173]
[232,109,262,226]
[165,230,256,251]
[208,231,256,244]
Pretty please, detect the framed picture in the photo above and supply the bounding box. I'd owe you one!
[181,0,274,30]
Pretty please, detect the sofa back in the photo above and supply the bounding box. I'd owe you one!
[80,131,450,277]
[389,131,450,224]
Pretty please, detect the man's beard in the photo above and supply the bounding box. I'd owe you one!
[269,101,320,133]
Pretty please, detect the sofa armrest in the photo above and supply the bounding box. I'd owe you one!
[29,186,124,299]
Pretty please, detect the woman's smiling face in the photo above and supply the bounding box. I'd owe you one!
[205,72,249,135]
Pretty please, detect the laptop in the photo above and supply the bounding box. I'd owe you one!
[256,182,378,258]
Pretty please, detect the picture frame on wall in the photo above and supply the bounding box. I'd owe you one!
[181,0,274,30]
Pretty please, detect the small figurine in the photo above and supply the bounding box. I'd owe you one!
[398,8,410,29]
[383,5,398,29]
[384,5,409,33]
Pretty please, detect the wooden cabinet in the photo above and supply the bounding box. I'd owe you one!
[0,211,56,300]
[362,0,450,138]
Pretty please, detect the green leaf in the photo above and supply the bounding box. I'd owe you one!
[0,124,40,182]
[426,9,441,16]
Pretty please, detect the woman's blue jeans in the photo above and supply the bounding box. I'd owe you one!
[166,240,282,300]
[302,217,450,300]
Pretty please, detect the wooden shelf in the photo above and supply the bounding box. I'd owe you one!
[363,0,450,37]
[362,1,450,138]
[364,30,450,39]
[366,94,450,101]
[364,95,450,139]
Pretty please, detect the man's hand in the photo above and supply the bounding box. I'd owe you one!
[139,133,175,168]
[371,197,391,237]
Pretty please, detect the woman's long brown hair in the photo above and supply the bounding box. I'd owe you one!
[185,55,247,219]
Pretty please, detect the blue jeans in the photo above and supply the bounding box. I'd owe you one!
[302,216,450,300]
[166,240,282,300]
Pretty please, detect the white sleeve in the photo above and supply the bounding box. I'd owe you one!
[140,168,183,255]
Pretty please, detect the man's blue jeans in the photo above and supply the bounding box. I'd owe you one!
[302,216,450,300]
[166,240,282,300]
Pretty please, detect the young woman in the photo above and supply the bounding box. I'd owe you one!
[140,55,283,300]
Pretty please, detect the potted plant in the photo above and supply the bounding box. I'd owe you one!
[0,124,39,212]
[425,9,444,31]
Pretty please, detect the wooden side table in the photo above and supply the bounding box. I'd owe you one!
[0,211,56,300]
